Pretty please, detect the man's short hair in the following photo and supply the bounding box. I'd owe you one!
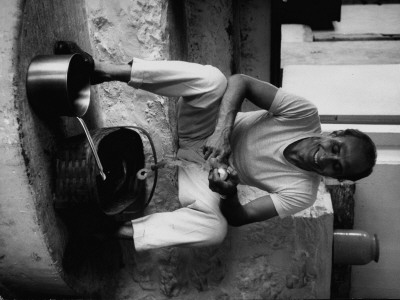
[332,129,377,182]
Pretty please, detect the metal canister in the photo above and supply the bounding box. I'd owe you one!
[333,229,380,265]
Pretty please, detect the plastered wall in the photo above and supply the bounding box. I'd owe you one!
[0,0,90,296]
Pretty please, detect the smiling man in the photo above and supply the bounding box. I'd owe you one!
[56,41,377,251]
[205,74,376,226]
[283,130,374,181]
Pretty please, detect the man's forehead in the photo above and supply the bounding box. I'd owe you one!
[340,136,369,174]
[335,135,358,146]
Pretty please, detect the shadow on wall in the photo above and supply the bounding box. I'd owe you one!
[5,0,121,297]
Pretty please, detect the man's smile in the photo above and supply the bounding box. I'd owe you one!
[313,148,319,168]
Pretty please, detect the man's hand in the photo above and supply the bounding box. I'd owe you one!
[208,158,239,196]
[202,128,231,163]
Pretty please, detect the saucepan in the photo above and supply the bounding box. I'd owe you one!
[26,54,90,117]
[26,54,106,180]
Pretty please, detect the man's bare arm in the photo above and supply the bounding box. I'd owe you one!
[220,194,278,227]
[203,74,278,162]
[208,166,278,226]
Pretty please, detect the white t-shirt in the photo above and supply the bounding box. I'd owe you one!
[230,89,322,217]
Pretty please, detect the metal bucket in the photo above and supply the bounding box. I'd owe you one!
[55,127,146,215]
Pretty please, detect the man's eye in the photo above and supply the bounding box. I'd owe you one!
[334,163,342,173]
[333,144,340,154]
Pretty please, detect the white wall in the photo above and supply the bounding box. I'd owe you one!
[352,165,400,298]
[326,4,400,35]
[282,64,400,117]
[282,63,400,299]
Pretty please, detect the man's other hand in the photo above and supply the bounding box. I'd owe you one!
[202,129,231,163]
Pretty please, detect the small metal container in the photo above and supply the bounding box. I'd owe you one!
[26,54,90,117]
[333,229,380,265]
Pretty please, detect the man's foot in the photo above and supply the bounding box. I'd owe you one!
[91,220,133,241]
[115,222,134,239]
[54,41,94,70]
[54,41,110,85]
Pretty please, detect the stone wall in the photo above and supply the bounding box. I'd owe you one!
[0,0,103,297]
[85,1,181,297]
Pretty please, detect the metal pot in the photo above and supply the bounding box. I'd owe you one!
[26,54,90,117]
[55,127,145,215]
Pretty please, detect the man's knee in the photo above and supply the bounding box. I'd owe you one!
[206,66,228,99]
[203,214,228,246]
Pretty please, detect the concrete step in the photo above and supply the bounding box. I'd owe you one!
[281,40,400,67]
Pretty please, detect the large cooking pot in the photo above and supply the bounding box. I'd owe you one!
[26,54,91,117]
[55,126,159,216]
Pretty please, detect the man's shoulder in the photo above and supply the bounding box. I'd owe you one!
[270,88,319,119]
[269,171,321,201]
[269,175,321,217]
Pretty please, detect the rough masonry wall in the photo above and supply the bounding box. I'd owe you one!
[85,1,181,298]
[0,0,105,296]
[185,0,233,75]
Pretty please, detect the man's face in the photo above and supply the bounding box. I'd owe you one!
[295,134,369,179]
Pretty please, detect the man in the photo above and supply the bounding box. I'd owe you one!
[55,42,376,251]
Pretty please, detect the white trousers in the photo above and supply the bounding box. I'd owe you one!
[127,58,229,251]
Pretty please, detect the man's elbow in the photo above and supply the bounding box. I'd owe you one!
[227,74,251,97]
[228,73,246,85]
[225,215,249,227]
[227,219,244,227]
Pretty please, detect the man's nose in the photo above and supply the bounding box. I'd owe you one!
[321,152,339,164]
